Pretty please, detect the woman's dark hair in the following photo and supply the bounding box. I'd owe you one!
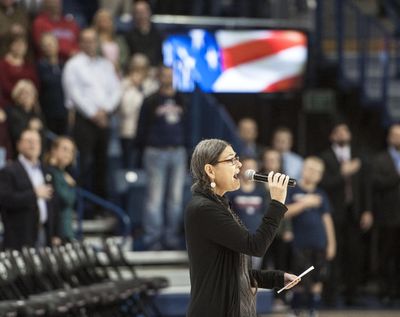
[190,139,229,192]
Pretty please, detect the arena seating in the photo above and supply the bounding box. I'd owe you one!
[0,239,169,316]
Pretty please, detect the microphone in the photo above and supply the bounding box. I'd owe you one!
[244,169,297,187]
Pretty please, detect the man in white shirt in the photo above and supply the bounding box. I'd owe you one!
[62,27,121,200]
[0,129,60,249]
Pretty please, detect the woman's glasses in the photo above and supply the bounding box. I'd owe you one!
[215,155,240,166]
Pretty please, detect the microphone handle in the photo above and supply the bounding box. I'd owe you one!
[253,174,297,187]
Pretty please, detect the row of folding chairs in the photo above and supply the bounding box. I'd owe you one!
[0,239,169,317]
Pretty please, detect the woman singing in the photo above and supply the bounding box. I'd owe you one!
[185,139,300,317]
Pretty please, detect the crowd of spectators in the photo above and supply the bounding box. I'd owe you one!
[0,0,204,252]
[235,117,400,311]
[0,0,173,249]
[0,0,399,313]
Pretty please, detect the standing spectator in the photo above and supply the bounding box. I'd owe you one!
[0,107,13,168]
[92,8,129,74]
[228,156,270,269]
[0,0,29,56]
[238,117,264,160]
[124,0,163,68]
[136,65,189,250]
[46,136,76,241]
[32,0,80,62]
[62,28,121,199]
[118,53,158,169]
[37,32,67,135]
[371,123,400,305]
[272,126,303,181]
[6,79,45,152]
[99,0,131,20]
[0,129,60,250]
[259,146,293,310]
[0,89,13,166]
[260,147,281,176]
[319,121,372,306]
[99,0,133,33]
[0,33,39,105]
[285,156,336,316]
[61,0,98,28]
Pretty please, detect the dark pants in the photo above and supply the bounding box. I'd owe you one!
[73,113,110,198]
[264,236,292,272]
[45,116,68,136]
[323,208,362,305]
[120,137,139,169]
[377,226,400,300]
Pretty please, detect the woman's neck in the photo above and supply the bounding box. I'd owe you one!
[99,31,113,42]
[6,53,23,65]
[47,54,58,65]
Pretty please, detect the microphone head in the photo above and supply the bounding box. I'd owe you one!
[244,169,256,181]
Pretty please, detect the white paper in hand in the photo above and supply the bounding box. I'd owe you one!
[277,266,314,294]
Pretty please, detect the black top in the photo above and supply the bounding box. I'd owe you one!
[371,150,400,226]
[135,92,189,149]
[184,186,287,317]
[37,59,67,119]
[319,147,371,224]
[5,105,45,154]
[0,161,60,250]
[124,24,163,67]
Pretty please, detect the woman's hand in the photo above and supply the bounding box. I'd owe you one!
[268,171,289,204]
[283,272,301,289]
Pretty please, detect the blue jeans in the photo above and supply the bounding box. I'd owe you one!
[142,146,187,249]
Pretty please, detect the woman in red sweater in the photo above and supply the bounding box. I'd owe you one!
[0,33,39,105]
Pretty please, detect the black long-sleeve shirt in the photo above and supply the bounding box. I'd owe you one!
[184,187,287,317]
[135,92,189,149]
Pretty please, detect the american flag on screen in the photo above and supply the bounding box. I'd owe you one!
[163,29,307,93]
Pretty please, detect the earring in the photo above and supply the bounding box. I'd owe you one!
[210,181,216,189]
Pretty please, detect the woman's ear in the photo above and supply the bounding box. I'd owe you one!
[204,164,215,179]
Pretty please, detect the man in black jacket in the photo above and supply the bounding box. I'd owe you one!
[124,0,163,68]
[372,123,400,305]
[319,121,372,306]
[0,129,60,250]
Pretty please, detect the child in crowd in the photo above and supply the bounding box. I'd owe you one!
[285,156,336,317]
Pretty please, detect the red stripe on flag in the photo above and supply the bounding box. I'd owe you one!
[263,75,303,93]
[221,31,307,70]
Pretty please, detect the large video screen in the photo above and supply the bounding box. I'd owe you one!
[163,29,308,93]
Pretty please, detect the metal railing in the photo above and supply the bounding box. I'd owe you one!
[42,129,132,243]
[75,187,131,243]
